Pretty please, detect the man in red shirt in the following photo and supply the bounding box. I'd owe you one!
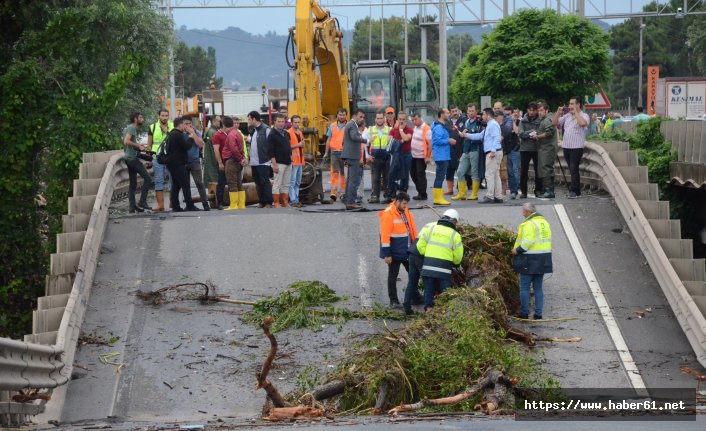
[222,116,248,210]
[387,111,413,200]
[211,116,231,210]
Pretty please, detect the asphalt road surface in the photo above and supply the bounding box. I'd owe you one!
[56,169,704,430]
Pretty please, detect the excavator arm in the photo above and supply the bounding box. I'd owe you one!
[287,0,350,156]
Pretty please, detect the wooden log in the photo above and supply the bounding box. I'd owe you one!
[310,380,346,401]
[264,406,324,421]
[372,380,390,415]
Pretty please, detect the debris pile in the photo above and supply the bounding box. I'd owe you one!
[254,223,574,419]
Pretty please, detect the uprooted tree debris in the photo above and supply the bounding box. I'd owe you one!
[252,223,578,420]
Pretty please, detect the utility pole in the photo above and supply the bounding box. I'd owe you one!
[404,0,408,64]
[368,3,372,61]
[638,17,646,108]
[439,0,448,107]
[421,2,427,62]
[165,0,176,119]
[381,3,384,60]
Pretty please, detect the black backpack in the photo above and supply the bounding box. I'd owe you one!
[156,134,173,165]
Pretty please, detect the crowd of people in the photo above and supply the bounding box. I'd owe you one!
[122,97,592,213]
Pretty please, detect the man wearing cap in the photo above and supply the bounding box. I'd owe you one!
[385,106,396,128]
[415,209,464,310]
[511,202,552,319]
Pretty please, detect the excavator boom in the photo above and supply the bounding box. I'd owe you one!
[287,0,349,156]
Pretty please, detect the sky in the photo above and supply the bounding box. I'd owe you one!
[172,0,658,36]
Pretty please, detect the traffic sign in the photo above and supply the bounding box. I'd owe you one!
[585,90,611,109]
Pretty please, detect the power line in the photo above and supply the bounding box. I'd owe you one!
[179,28,286,48]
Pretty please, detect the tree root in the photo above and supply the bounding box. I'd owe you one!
[388,369,510,415]
[256,316,287,408]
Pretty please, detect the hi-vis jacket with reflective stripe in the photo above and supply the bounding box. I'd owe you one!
[512,212,553,274]
[379,203,417,261]
[416,218,463,280]
[369,126,390,150]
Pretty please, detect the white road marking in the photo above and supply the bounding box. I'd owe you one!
[358,253,373,308]
[554,204,648,395]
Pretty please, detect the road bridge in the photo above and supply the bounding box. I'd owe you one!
[2,139,706,428]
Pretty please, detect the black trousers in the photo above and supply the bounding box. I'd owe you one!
[410,158,428,198]
[370,150,390,199]
[167,162,194,209]
[216,169,226,206]
[520,151,543,195]
[388,259,409,303]
[125,158,153,209]
[563,147,584,195]
[251,165,273,205]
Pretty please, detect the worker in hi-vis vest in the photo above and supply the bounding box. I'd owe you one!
[511,202,553,320]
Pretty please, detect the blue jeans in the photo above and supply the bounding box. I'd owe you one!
[519,273,544,317]
[153,159,167,191]
[507,150,520,194]
[289,164,303,203]
[433,160,449,188]
[403,253,424,312]
[400,152,412,191]
[423,276,450,309]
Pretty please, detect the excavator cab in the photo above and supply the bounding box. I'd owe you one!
[352,60,439,124]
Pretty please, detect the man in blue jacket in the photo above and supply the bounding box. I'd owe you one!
[431,108,456,206]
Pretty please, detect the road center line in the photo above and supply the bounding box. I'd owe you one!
[554,203,648,395]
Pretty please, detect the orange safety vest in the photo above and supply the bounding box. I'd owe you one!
[329,122,346,152]
[288,128,304,166]
[370,89,386,110]
[378,203,418,260]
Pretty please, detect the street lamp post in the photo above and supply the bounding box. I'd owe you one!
[638,17,646,108]
[368,3,372,60]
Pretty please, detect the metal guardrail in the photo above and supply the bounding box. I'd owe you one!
[0,152,127,425]
[573,141,706,367]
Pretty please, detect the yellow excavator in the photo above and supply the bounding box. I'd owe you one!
[286,0,439,157]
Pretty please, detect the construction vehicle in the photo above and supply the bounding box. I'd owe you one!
[286,0,440,157]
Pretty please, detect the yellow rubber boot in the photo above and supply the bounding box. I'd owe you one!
[433,188,451,206]
[225,191,239,210]
[237,191,246,209]
[451,181,467,200]
[468,181,480,200]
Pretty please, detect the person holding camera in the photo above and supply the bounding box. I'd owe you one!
[122,112,154,214]
[553,97,589,199]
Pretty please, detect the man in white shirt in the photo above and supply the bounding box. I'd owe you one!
[409,113,432,200]
[466,108,504,203]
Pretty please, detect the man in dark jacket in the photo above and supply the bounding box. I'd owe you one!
[267,114,292,208]
[517,102,542,198]
[512,203,553,319]
[341,109,368,210]
[166,116,202,212]
[501,106,521,199]
[247,111,273,208]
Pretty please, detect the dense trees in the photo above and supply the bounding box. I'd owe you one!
[0,0,171,337]
[608,0,706,108]
[175,42,223,96]
[449,9,610,109]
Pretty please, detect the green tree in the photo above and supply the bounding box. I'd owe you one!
[0,0,171,338]
[449,9,610,109]
[175,41,222,97]
[608,1,706,108]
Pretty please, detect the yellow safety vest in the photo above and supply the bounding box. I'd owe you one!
[513,213,552,254]
[369,126,390,150]
[416,221,463,278]
[150,121,174,153]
